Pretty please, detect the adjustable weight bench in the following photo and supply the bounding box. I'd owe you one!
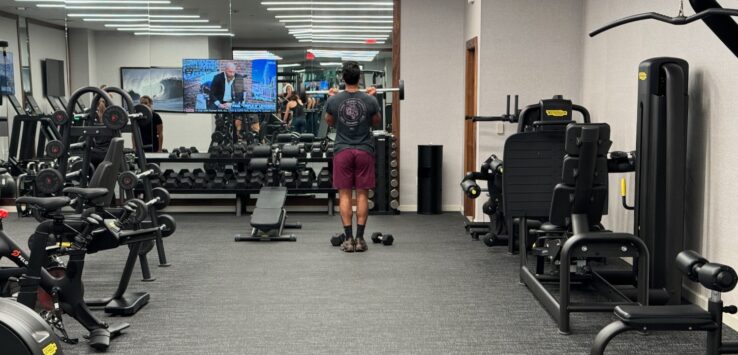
[234,186,300,242]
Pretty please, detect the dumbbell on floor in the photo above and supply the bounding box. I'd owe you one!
[371,232,394,246]
[330,233,346,247]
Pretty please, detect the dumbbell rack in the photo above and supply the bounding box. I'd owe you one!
[369,132,400,215]
[144,152,338,216]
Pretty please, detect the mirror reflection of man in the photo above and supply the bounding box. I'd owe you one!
[209,62,245,110]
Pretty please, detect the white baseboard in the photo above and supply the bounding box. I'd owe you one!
[399,204,461,212]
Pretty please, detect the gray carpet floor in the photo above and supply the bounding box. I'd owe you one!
[2,212,735,354]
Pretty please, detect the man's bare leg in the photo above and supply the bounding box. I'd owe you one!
[354,189,369,252]
[339,189,355,252]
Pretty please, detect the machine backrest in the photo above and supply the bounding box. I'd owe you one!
[502,130,567,224]
[87,137,124,206]
[548,123,611,227]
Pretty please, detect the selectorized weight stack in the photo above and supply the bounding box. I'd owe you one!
[634,58,689,305]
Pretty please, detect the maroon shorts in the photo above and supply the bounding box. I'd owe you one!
[333,148,375,190]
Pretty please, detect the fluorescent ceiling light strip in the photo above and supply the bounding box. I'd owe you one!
[280,19,393,23]
[84,19,209,22]
[18,0,170,2]
[285,25,392,29]
[134,32,234,36]
[39,4,183,9]
[294,36,390,40]
[289,29,391,33]
[277,63,300,68]
[69,14,200,17]
[262,2,391,5]
[268,7,392,11]
[319,62,343,66]
[299,39,385,44]
[106,24,221,28]
[119,28,228,32]
[275,15,392,18]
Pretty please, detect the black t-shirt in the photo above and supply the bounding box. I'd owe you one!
[325,91,380,154]
[139,112,163,152]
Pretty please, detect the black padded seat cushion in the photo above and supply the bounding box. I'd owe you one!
[255,187,287,209]
[539,222,566,233]
[16,196,70,211]
[63,187,109,200]
[615,305,713,327]
[251,208,283,229]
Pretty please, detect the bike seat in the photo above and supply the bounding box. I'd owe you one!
[63,187,109,200]
[16,196,71,211]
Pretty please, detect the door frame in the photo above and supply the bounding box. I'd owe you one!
[463,37,478,219]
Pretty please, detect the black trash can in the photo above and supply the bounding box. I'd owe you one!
[417,145,443,214]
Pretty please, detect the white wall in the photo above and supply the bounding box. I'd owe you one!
[472,0,584,220]
[581,0,738,326]
[28,22,68,114]
[0,15,21,125]
[68,31,217,150]
[399,0,466,212]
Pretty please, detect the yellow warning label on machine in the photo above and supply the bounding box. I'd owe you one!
[43,343,58,355]
[638,72,647,80]
[545,110,569,117]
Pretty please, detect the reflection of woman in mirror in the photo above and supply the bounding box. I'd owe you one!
[136,96,164,152]
[284,92,306,133]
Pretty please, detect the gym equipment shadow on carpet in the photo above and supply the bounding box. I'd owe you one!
[2,213,733,354]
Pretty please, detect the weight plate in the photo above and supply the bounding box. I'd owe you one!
[117,171,138,190]
[134,104,153,125]
[152,187,171,210]
[146,163,162,177]
[102,105,129,130]
[45,140,64,159]
[34,168,64,194]
[157,214,176,237]
[51,110,70,126]
[398,80,405,100]
[126,199,148,224]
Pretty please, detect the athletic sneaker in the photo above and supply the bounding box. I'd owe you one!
[355,238,368,252]
[341,237,355,253]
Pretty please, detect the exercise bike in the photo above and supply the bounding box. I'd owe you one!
[0,192,168,350]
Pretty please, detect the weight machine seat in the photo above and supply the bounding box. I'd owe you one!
[16,196,70,211]
[251,208,283,230]
[539,222,566,233]
[63,187,109,200]
[614,305,713,327]
[87,138,124,206]
[255,187,287,209]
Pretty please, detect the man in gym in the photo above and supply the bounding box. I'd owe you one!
[325,61,380,253]
[209,62,244,110]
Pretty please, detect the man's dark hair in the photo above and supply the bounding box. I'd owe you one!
[342,61,361,86]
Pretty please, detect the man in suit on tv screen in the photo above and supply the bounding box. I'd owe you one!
[209,62,245,110]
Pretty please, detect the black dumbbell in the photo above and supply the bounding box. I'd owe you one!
[189,146,199,154]
[317,167,331,188]
[371,232,394,246]
[298,169,316,188]
[330,233,346,247]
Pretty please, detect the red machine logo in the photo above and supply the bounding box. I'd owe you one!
[11,249,21,257]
